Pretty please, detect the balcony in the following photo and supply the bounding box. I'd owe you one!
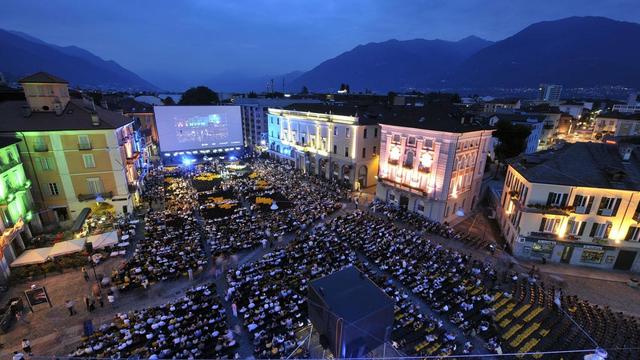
[529,231,559,240]
[597,208,614,217]
[33,144,48,152]
[77,191,113,202]
[0,160,20,174]
[521,203,572,216]
[78,143,92,150]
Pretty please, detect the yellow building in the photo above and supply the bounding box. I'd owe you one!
[497,141,640,271]
[0,72,141,224]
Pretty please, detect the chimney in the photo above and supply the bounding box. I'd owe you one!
[21,105,32,117]
[91,113,100,126]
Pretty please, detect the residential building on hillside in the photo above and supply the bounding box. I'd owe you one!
[612,93,640,113]
[482,99,521,113]
[558,101,592,119]
[267,103,379,189]
[593,112,640,138]
[232,97,321,149]
[0,137,40,282]
[538,84,563,104]
[0,72,140,224]
[376,106,494,223]
[497,141,640,271]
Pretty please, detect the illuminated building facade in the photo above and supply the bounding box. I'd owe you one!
[498,141,640,271]
[0,72,140,223]
[267,104,379,189]
[0,138,40,281]
[376,107,493,223]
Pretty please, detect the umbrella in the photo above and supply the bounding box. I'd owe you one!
[11,247,52,267]
[49,238,86,257]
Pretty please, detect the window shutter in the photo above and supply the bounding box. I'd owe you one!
[604,222,612,238]
[612,198,622,217]
[586,196,594,214]
[572,195,582,208]
[539,218,547,232]
[578,222,587,236]
[546,193,554,206]
[560,193,568,207]
[625,227,635,241]
[589,223,598,237]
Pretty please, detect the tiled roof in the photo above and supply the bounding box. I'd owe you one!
[510,142,640,191]
[0,99,132,132]
[18,72,68,84]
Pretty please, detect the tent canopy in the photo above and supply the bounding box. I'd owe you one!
[49,238,86,258]
[11,247,52,267]
[87,231,119,249]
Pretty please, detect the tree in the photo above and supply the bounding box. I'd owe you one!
[494,119,532,161]
[247,91,258,98]
[162,96,175,105]
[179,86,219,105]
[300,86,309,95]
[339,83,350,93]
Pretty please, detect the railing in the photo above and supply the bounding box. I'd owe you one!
[597,208,614,217]
[33,144,48,152]
[77,191,113,202]
[523,203,572,216]
[78,143,92,150]
[0,160,20,173]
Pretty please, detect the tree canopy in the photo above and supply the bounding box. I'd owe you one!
[494,119,532,161]
[179,86,219,105]
[161,96,175,105]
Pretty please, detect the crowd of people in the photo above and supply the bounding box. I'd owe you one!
[65,158,640,359]
[113,170,207,290]
[202,159,348,257]
[71,284,238,359]
[226,226,355,358]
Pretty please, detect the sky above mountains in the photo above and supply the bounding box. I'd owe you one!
[2,0,639,85]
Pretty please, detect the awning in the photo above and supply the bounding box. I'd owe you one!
[71,207,91,233]
[49,238,86,257]
[87,231,119,249]
[11,247,52,267]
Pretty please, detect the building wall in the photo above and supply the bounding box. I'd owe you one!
[497,165,640,271]
[21,82,70,112]
[16,129,136,221]
[266,109,379,189]
[376,124,492,223]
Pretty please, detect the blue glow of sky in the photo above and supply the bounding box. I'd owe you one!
[1,0,639,85]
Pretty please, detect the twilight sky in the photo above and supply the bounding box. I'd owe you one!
[2,0,639,87]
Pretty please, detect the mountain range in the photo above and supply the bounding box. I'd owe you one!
[0,29,157,90]
[292,16,640,92]
[1,16,639,93]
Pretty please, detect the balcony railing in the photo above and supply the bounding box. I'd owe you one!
[78,143,93,150]
[597,208,614,217]
[77,191,113,202]
[33,144,48,152]
[522,203,572,216]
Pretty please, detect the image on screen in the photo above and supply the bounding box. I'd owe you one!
[154,106,243,152]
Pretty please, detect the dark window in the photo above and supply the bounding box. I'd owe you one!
[374,128,378,137]
[345,147,349,157]
[362,147,366,158]
[333,145,337,154]
[364,129,368,139]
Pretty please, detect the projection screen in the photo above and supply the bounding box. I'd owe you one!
[154,105,243,152]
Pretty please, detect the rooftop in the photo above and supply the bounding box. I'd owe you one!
[0,99,132,132]
[598,111,640,120]
[0,137,21,149]
[309,266,393,323]
[282,102,492,132]
[510,142,640,191]
[18,72,68,84]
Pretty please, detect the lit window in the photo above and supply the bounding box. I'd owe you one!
[82,154,96,168]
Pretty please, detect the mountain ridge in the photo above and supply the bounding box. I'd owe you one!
[0,29,158,91]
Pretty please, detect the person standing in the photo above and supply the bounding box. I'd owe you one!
[21,339,32,356]
[81,267,90,281]
[65,300,76,316]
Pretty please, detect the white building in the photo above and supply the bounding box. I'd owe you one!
[233,97,321,149]
[497,141,640,272]
[593,112,640,138]
[538,84,563,104]
[375,106,494,223]
[267,104,379,189]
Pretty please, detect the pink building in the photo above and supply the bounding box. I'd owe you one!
[376,107,494,223]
